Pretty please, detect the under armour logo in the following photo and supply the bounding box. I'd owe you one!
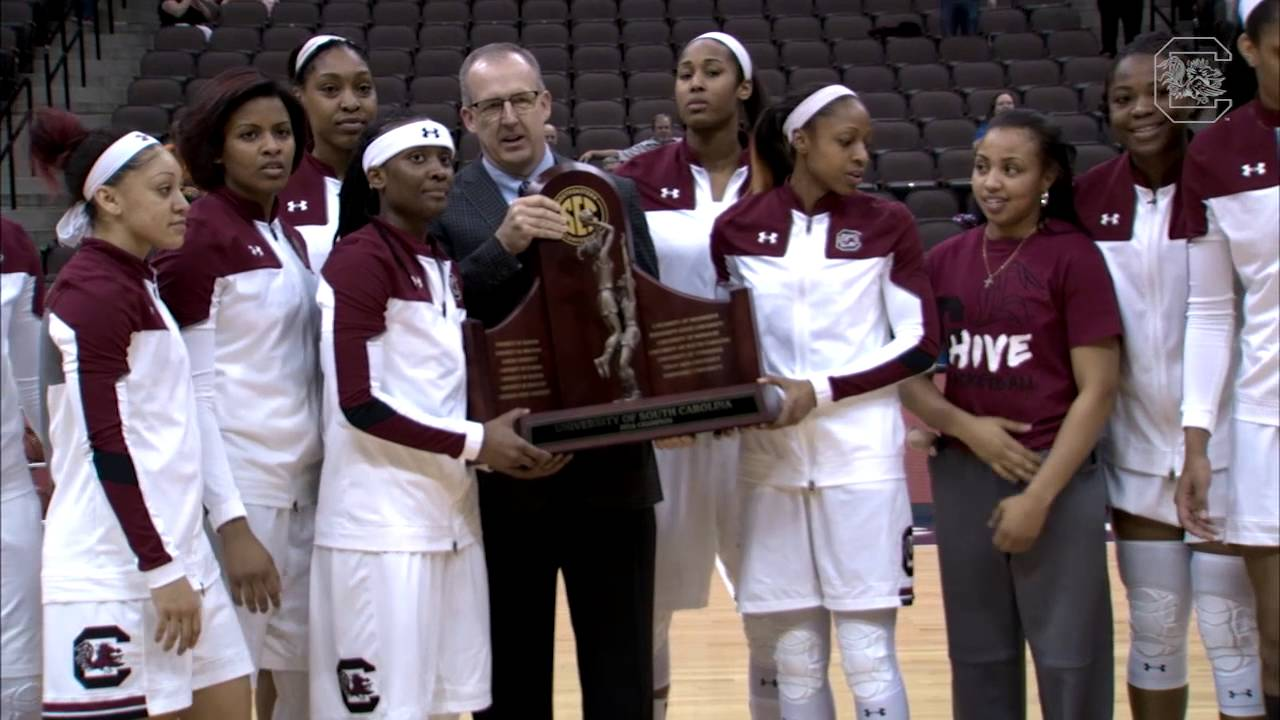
[659,187,680,199]
[1144,663,1167,672]
[1242,162,1266,177]
[248,245,265,257]
[864,710,887,717]
[286,200,308,212]
[757,231,778,244]
[759,678,778,688]
[410,276,423,289]
[422,127,441,139]
[1100,213,1120,225]
[1229,689,1254,699]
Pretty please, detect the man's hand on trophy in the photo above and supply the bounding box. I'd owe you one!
[479,408,573,478]
[496,196,569,255]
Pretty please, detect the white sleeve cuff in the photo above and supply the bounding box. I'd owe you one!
[461,421,485,462]
[144,561,187,590]
[1181,409,1217,434]
[806,376,835,408]
[207,498,248,532]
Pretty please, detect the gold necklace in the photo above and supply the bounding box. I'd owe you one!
[981,230,1032,289]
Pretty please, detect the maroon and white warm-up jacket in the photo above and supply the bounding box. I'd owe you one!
[153,188,323,530]
[43,239,221,602]
[315,218,483,554]
[1075,154,1232,475]
[1,218,42,501]
[279,152,343,272]
[1173,100,1280,432]
[711,187,939,487]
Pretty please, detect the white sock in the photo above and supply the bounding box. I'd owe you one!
[654,696,668,720]
[267,670,309,720]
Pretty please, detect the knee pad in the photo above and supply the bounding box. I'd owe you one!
[654,611,672,691]
[1116,540,1192,690]
[1192,551,1266,717]
[0,675,40,720]
[834,609,904,705]
[745,610,830,705]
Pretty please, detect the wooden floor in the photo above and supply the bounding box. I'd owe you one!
[543,544,1223,719]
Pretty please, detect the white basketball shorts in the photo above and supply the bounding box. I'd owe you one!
[1225,419,1279,547]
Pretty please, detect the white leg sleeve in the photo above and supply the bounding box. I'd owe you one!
[744,614,781,720]
[743,609,835,720]
[833,609,910,719]
[654,610,672,691]
[0,675,40,720]
[1116,540,1192,691]
[1192,551,1267,717]
[268,670,309,720]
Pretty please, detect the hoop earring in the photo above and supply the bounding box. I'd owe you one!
[1040,191,1049,207]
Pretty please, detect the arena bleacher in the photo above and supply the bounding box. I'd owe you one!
[83,0,1123,252]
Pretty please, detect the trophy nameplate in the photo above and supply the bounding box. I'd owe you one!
[464,162,780,452]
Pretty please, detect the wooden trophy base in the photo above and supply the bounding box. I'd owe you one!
[515,382,782,453]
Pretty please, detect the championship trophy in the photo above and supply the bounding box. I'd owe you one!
[463,162,780,452]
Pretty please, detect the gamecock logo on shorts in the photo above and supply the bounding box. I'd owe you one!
[73,626,132,689]
[337,658,381,713]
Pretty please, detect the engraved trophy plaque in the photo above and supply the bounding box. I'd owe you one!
[463,162,780,452]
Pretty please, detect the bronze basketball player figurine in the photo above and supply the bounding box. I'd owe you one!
[576,211,642,401]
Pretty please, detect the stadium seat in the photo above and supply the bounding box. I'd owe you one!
[1073,143,1118,174]
[220,0,268,27]
[966,88,1017,118]
[717,0,763,19]
[410,76,461,105]
[780,40,830,70]
[367,26,416,52]
[316,25,365,47]
[938,36,991,64]
[916,218,964,250]
[321,3,370,27]
[408,102,458,129]
[863,0,912,13]
[576,127,631,153]
[270,3,319,27]
[541,72,571,101]
[978,8,1028,34]
[153,26,207,52]
[872,120,921,152]
[363,49,409,79]
[744,41,780,69]
[111,106,171,136]
[575,73,625,102]
[1047,30,1100,59]
[198,51,250,79]
[937,148,975,190]
[531,46,570,73]
[627,72,674,100]
[773,17,823,42]
[844,65,897,93]
[421,2,469,25]
[472,0,519,24]
[1006,59,1060,90]
[421,25,468,51]
[1024,85,1079,114]
[723,18,773,43]
[833,39,885,66]
[253,50,291,81]
[668,0,715,20]
[899,64,951,92]
[860,91,908,120]
[878,150,937,191]
[521,23,568,47]
[823,14,872,40]
[618,0,665,20]
[922,118,977,149]
[571,0,618,22]
[672,19,722,47]
[549,100,571,128]
[1029,6,1081,31]
[789,67,841,92]
[414,49,465,78]
[952,61,1006,91]
[992,33,1045,61]
[766,0,815,17]
[1050,113,1101,144]
[374,77,407,106]
[573,46,622,74]
[372,1,417,27]
[572,22,619,47]
[886,37,937,65]
[522,1,569,22]
[905,188,959,219]
[1081,83,1106,116]
[262,26,311,52]
[816,0,862,15]
[127,78,184,108]
[1062,57,1111,87]
[575,100,626,129]
[625,45,675,73]
[910,91,964,120]
[628,98,677,128]
[621,20,669,47]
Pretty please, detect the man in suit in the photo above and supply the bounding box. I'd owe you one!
[434,43,662,720]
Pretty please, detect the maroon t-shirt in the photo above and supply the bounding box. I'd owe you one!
[927,219,1123,451]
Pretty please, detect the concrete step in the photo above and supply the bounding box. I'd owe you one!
[0,205,63,250]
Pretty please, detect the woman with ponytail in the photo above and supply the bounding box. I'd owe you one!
[154,67,320,720]
[278,34,377,271]
[611,31,765,720]
[899,109,1122,718]
[710,85,937,720]
[311,117,563,718]
[31,108,253,719]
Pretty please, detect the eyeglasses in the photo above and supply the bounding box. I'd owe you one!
[468,90,543,122]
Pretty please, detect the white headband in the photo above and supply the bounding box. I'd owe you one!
[692,32,753,79]
[361,119,455,173]
[783,85,858,145]
[56,131,162,247]
[295,34,347,75]
[1240,0,1263,22]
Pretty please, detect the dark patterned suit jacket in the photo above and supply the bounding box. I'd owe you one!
[433,155,662,510]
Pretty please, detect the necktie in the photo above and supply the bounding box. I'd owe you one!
[517,180,531,198]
